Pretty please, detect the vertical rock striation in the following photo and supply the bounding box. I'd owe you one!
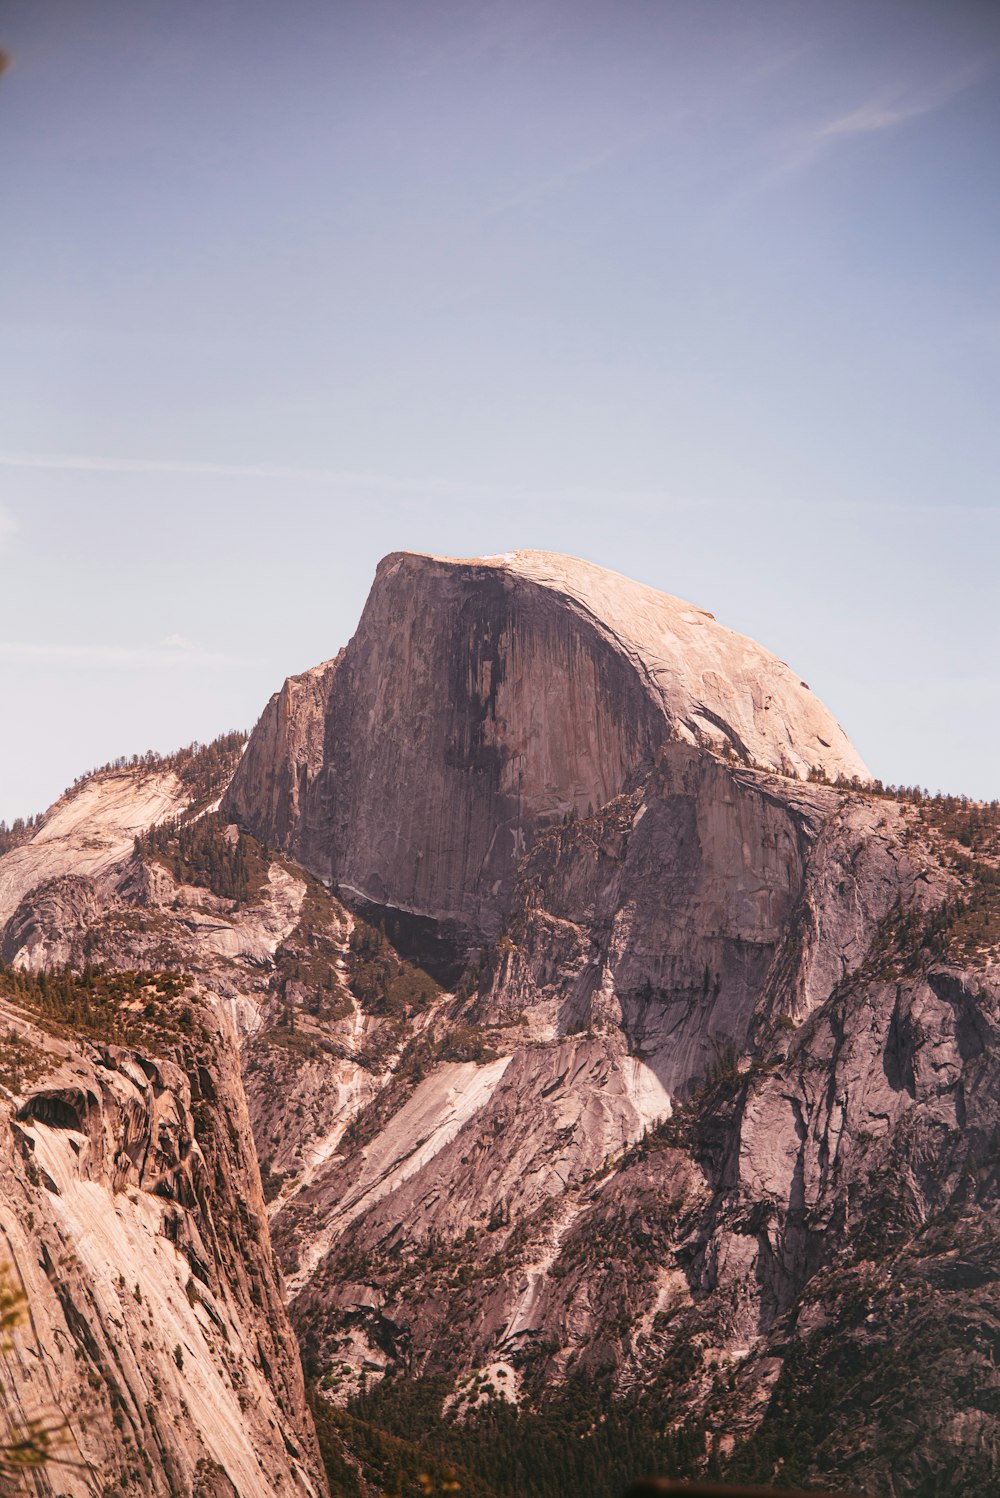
[225,550,867,942]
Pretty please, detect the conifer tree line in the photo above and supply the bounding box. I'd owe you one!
[0,962,190,1047]
[0,732,249,863]
[0,814,40,857]
[137,811,266,906]
[313,1375,711,1498]
[71,729,247,803]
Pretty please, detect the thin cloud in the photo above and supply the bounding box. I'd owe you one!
[0,450,426,487]
[818,65,982,139]
[0,448,519,497]
[0,450,694,514]
[732,60,991,206]
[819,97,940,138]
[2,450,990,520]
[0,641,250,669]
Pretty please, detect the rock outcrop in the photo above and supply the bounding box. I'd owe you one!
[0,767,189,935]
[0,987,325,1496]
[0,743,331,1496]
[282,754,1000,1498]
[225,551,867,942]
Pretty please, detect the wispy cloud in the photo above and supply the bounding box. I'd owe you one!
[1,450,991,521]
[817,65,982,140]
[0,447,527,498]
[0,641,250,669]
[0,449,427,487]
[732,61,990,206]
[0,449,695,514]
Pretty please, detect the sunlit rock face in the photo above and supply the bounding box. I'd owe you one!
[0,767,189,936]
[224,653,342,857]
[225,550,867,942]
[0,996,325,1498]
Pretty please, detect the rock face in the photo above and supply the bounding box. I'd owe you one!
[0,745,330,1497]
[225,551,867,942]
[0,992,324,1497]
[281,754,1000,1498]
[218,550,1000,1495]
[475,745,826,1092]
[225,656,342,857]
[0,767,190,935]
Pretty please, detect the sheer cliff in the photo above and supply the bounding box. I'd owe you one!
[0,982,325,1497]
[224,551,867,943]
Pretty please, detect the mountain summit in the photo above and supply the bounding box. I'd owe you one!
[225,550,866,942]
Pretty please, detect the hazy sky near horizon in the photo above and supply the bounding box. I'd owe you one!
[1,0,999,821]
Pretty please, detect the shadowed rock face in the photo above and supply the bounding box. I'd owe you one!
[475,745,827,1094]
[225,550,868,941]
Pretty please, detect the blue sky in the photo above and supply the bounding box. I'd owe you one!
[1,0,998,820]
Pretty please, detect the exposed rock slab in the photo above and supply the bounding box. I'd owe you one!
[0,993,325,1496]
[0,768,189,931]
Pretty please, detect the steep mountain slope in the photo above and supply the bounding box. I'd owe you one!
[222,551,999,1497]
[0,744,329,1497]
[0,977,325,1497]
[225,551,867,944]
[283,766,1000,1498]
[0,769,187,944]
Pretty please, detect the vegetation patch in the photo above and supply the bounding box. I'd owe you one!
[69,730,247,816]
[0,1027,49,1093]
[138,810,270,906]
[0,812,42,858]
[272,876,353,1024]
[0,962,201,1054]
[347,919,442,1018]
[312,1384,486,1498]
[327,1374,708,1498]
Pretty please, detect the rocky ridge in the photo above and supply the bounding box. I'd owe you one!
[0,749,330,1497]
